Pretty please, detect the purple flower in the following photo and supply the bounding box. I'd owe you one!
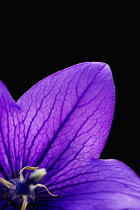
[0,62,140,210]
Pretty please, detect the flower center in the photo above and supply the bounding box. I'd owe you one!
[16,182,30,195]
[0,166,58,210]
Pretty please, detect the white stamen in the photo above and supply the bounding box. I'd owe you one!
[29,184,38,191]
[0,177,13,188]
[29,168,47,183]
[37,184,58,196]
[19,166,39,182]
[21,195,28,210]
[20,173,25,182]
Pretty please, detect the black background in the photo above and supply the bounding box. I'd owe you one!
[0,2,139,176]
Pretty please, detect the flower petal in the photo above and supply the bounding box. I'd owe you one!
[17,62,115,171]
[36,159,140,210]
[0,81,22,178]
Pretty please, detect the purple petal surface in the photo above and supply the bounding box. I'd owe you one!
[17,62,115,172]
[0,62,115,178]
[36,159,140,210]
[0,81,21,178]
